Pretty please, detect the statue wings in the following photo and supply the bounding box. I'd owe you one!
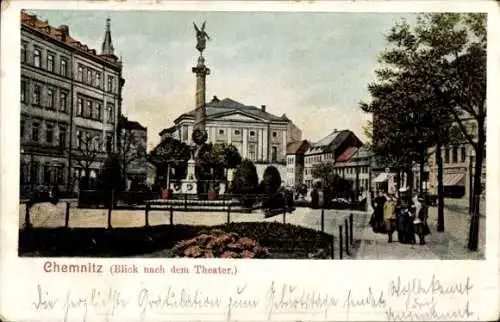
[193,21,210,40]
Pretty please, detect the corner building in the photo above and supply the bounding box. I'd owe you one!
[20,11,124,196]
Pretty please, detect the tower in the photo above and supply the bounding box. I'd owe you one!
[101,17,118,62]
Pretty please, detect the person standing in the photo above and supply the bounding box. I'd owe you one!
[383,194,397,242]
[370,190,387,233]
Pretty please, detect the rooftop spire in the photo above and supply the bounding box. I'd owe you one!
[101,17,114,56]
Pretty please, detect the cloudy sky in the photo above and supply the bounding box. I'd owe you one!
[34,10,416,150]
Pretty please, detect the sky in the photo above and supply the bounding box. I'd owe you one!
[33,10,416,150]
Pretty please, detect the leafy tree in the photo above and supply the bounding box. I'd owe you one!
[231,159,259,207]
[311,162,352,198]
[359,14,485,239]
[259,165,282,195]
[149,137,191,184]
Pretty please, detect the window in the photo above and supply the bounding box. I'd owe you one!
[107,75,114,92]
[47,88,54,109]
[250,130,255,137]
[56,166,65,185]
[461,147,466,163]
[21,80,26,103]
[60,58,68,77]
[33,84,41,105]
[106,103,114,123]
[86,100,92,118]
[452,147,458,163]
[94,102,102,120]
[20,119,25,140]
[272,131,277,138]
[59,92,67,112]
[33,48,41,67]
[76,130,82,149]
[234,129,240,135]
[77,65,83,82]
[95,72,101,88]
[218,129,224,135]
[46,123,54,144]
[271,146,278,162]
[106,134,113,152]
[47,53,55,72]
[77,97,83,116]
[32,122,40,142]
[31,162,40,185]
[444,148,450,164]
[21,42,27,63]
[87,69,92,85]
[92,136,100,151]
[59,126,66,148]
[248,144,256,161]
[43,164,52,185]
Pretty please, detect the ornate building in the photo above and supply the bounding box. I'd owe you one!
[160,96,302,164]
[20,11,125,195]
[285,140,310,187]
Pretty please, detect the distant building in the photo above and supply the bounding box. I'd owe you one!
[333,146,372,194]
[159,96,303,180]
[285,140,310,187]
[20,11,124,195]
[303,129,363,188]
[119,116,148,185]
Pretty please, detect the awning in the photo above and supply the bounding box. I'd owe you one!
[443,173,465,186]
[373,173,388,183]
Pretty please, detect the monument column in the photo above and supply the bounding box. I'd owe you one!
[192,56,210,135]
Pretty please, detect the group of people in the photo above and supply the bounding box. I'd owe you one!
[369,190,431,245]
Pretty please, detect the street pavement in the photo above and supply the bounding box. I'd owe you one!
[19,198,485,260]
[354,201,486,260]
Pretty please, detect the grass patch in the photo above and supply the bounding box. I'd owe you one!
[19,222,334,259]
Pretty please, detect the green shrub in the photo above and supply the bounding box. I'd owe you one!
[231,159,258,207]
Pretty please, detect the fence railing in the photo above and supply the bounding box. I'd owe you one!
[23,199,359,259]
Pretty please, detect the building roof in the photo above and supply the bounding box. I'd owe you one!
[173,96,288,124]
[351,146,373,160]
[336,146,359,162]
[120,116,147,131]
[21,10,120,67]
[305,129,351,155]
[159,126,177,136]
[286,140,310,155]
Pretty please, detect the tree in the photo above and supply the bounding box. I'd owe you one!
[231,159,259,207]
[149,137,191,185]
[311,162,352,198]
[360,13,486,242]
[72,132,103,190]
[259,165,282,195]
[118,127,147,184]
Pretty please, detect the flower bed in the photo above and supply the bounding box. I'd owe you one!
[172,229,270,258]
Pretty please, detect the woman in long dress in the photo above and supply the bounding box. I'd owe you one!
[383,194,397,242]
[370,190,387,233]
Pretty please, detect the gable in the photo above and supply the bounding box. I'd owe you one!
[210,111,265,122]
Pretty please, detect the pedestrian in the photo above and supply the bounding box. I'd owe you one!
[370,189,387,233]
[412,194,430,245]
[383,194,397,242]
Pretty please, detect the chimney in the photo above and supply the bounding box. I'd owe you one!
[59,25,69,41]
[261,105,266,112]
[212,95,220,102]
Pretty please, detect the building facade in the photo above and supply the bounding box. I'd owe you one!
[333,146,372,194]
[119,116,148,186]
[160,96,302,164]
[303,129,363,188]
[20,11,124,195]
[285,140,310,187]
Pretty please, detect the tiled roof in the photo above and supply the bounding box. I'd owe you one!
[336,146,359,162]
[286,140,310,154]
[21,10,119,66]
[120,116,146,131]
[174,97,287,123]
[305,129,351,155]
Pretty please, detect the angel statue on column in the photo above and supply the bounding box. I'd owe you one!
[193,21,210,54]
